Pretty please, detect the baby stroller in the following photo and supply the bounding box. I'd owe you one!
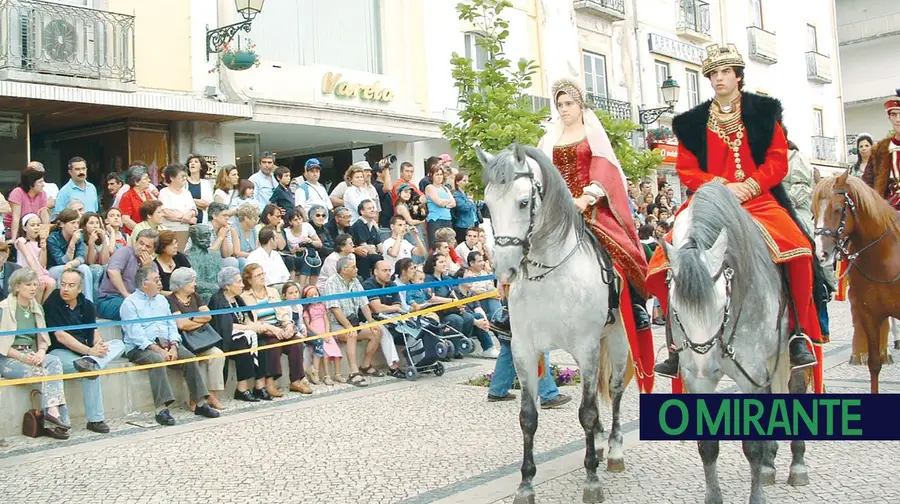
[419,315,476,359]
[381,316,445,380]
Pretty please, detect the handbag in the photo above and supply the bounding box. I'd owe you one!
[303,246,322,268]
[22,390,44,438]
[182,323,222,354]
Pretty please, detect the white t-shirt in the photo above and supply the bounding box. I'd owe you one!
[214,188,238,209]
[284,222,317,251]
[158,187,197,231]
[382,237,415,269]
[246,248,291,285]
[343,185,371,224]
[294,182,333,215]
[456,242,476,266]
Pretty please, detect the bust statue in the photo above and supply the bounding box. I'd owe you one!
[186,224,220,302]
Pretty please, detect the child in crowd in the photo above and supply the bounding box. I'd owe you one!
[302,285,344,385]
[270,166,296,219]
[406,265,440,323]
[15,213,55,302]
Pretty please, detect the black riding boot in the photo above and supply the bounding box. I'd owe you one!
[789,335,817,370]
[629,285,651,332]
[655,321,680,379]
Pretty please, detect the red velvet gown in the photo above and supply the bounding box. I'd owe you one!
[645,122,824,394]
[554,138,656,393]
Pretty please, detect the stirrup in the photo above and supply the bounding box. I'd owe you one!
[788,333,813,346]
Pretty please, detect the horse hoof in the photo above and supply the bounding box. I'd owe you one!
[582,485,605,503]
[788,469,809,486]
[607,458,625,472]
[513,490,536,504]
[704,494,724,504]
[597,447,605,460]
[760,468,776,486]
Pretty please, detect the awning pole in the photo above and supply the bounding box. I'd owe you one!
[25,113,31,163]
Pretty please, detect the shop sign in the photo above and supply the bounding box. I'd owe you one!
[651,142,678,165]
[321,72,395,102]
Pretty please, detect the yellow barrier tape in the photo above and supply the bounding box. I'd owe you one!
[0,291,500,387]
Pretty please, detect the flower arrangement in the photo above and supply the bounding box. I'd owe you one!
[210,39,260,73]
[466,365,582,388]
[645,126,674,147]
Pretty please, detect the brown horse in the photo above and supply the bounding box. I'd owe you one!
[812,171,900,393]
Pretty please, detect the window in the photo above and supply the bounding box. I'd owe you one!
[751,0,763,29]
[464,32,489,71]
[583,52,608,98]
[813,108,824,136]
[686,69,700,108]
[807,24,818,52]
[655,61,671,105]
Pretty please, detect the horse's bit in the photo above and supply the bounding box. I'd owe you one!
[814,188,900,284]
[492,169,596,282]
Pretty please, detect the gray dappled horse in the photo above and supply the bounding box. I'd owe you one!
[477,143,633,504]
[661,182,810,504]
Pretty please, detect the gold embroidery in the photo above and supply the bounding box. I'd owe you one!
[708,96,746,181]
[753,220,812,262]
[745,178,762,198]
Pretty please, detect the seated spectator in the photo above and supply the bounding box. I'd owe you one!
[167,268,225,410]
[349,199,384,279]
[269,166,296,219]
[284,206,323,287]
[453,272,499,358]
[381,216,425,270]
[323,256,383,387]
[361,260,405,378]
[96,229,159,320]
[81,212,115,295]
[476,227,493,266]
[16,213,56,302]
[325,206,352,242]
[232,203,260,270]
[0,268,71,439]
[455,227,480,267]
[240,264,312,395]
[128,199,167,245]
[154,230,192,296]
[45,268,126,434]
[434,227,464,269]
[120,267,220,426]
[231,179,258,214]
[392,258,416,312]
[465,251,501,322]
[0,241,22,299]
[66,198,86,217]
[308,204,334,259]
[246,227,291,286]
[316,233,355,293]
[406,264,433,312]
[104,208,128,251]
[207,266,272,401]
[423,254,477,359]
[46,208,94,301]
[206,202,239,269]
[432,238,460,276]
[213,164,240,213]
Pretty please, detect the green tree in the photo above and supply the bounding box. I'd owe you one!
[595,110,664,182]
[441,0,547,198]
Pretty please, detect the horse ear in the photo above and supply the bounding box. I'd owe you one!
[474,146,494,167]
[512,143,527,164]
[704,230,728,275]
[836,168,850,186]
[661,240,678,274]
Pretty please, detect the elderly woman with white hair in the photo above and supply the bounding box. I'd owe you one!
[0,268,71,439]
[207,266,273,402]
[166,267,225,410]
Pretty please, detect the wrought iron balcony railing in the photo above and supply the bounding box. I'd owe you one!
[587,93,633,121]
[572,0,626,21]
[0,0,135,83]
[811,135,837,162]
[676,0,711,40]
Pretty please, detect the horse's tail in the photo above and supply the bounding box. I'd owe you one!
[598,338,634,406]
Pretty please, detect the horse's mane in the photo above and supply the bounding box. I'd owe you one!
[672,182,778,324]
[813,174,900,236]
[482,143,581,248]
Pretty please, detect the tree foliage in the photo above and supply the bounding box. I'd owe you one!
[441,0,548,198]
[595,110,663,182]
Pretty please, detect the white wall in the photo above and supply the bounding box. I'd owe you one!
[840,37,900,104]
[835,0,900,25]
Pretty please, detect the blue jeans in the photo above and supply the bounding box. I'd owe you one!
[488,341,559,403]
[480,298,503,322]
[471,312,495,352]
[49,264,94,301]
[49,340,126,423]
[96,294,125,320]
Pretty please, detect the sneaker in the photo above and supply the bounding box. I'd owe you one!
[73,357,100,379]
[482,348,500,359]
[541,394,572,409]
[487,393,516,402]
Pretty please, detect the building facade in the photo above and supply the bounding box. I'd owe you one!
[836,0,900,164]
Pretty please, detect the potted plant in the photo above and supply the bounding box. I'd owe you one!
[218,40,259,72]
[645,126,674,148]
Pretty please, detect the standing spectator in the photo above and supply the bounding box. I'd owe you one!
[294,159,333,217]
[158,164,197,253]
[7,167,50,241]
[0,268,72,439]
[185,155,213,224]
[213,164,240,212]
[372,160,394,229]
[418,156,441,193]
[451,172,478,244]
[394,183,427,232]
[45,268,126,434]
[349,199,384,279]
[231,179,258,212]
[455,227,480,267]
[207,266,271,402]
[154,230,192,295]
[207,202,239,267]
[250,152,278,210]
[106,173,127,210]
[232,203,260,271]
[246,227,291,286]
[269,166,296,219]
[121,267,221,425]
[127,200,166,245]
[343,164,371,224]
[16,213,56,302]
[381,216,426,270]
[323,256,383,387]
[391,161,425,204]
[46,209,94,301]
[850,133,874,178]
[167,268,225,410]
[96,229,158,320]
[52,156,99,219]
[424,165,455,247]
[118,165,157,234]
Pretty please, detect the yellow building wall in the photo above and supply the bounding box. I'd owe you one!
[108,0,193,92]
[381,0,428,114]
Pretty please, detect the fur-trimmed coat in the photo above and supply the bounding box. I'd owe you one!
[861,136,897,199]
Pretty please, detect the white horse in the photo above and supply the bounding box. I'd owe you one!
[477,143,633,504]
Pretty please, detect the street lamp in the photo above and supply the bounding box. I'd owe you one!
[206,0,266,61]
[639,76,680,125]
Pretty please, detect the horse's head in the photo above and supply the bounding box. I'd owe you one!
[476,143,578,284]
[812,170,856,265]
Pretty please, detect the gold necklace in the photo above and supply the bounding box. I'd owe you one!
[708,97,746,182]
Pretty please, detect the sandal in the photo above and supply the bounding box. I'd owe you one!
[333,374,347,384]
[359,365,385,377]
[323,375,334,386]
[390,367,406,379]
[307,369,321,385]
[348,372,368,387]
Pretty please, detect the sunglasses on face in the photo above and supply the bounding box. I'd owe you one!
[314,214,326,217]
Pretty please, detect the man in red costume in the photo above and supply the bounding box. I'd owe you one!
[647,44,822,388]
[538,78,656,393]
[862,90,900,202]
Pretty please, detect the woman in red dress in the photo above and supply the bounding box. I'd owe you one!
[118,165,157,234]
[538,78,656,393]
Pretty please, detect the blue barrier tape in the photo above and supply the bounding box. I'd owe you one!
[0,274,498,338]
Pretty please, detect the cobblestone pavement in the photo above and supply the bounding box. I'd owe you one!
[0,301,896,504]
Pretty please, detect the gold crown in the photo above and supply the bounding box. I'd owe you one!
[551,77,589,110]
[701,43,745,77]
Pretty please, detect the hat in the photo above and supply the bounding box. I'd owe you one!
[551,77,589,110]
[304,158,321,170]
[21,213,40,226]
[396,183,413,194]
[701,43,745,77]
[351,161,372,171]
[885,89,900,114]
[439,154,453,163]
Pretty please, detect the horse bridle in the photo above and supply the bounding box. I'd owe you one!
[492,168,589,282]
[814,188,900,284]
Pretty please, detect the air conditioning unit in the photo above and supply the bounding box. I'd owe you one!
[21,10,102,79]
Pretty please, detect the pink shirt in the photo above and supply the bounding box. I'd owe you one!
[5,187,48,230]
[303,303,328,335]
[15,238,50,276]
